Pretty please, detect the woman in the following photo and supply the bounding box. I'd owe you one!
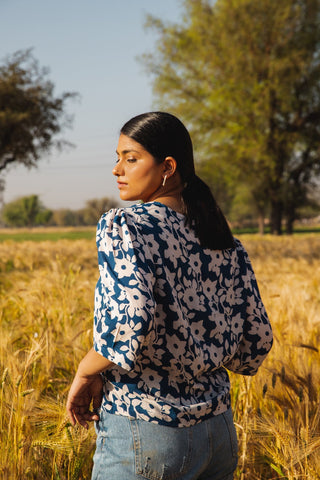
[66,112,273,480]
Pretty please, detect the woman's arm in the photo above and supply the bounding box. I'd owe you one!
[225,243,273,375]
[76,347,113,376]
[66,348,113,429]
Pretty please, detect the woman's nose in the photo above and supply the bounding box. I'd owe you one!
[112,163,122,176]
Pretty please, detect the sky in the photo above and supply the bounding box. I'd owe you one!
[0,0,183,209]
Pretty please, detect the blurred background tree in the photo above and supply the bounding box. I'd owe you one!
[80,197,118,225]
[52,197,118,226]
[2,194,52,227]
[1,195,117,227]
[142,0,320,234]
[51,208,83,227]
[0,49,78,188]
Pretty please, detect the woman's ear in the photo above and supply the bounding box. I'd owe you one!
[163,156,177,178]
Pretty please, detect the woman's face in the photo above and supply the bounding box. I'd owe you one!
[113,134,165,203]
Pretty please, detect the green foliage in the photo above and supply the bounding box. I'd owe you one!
[2,195,52,227]
[0,49,78,175]
[36,208,53,225]
[143,0,320,234]
[52,197,118,226]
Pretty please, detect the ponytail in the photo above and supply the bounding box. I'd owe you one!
[182,175,235,250]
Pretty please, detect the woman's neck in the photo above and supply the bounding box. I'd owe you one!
[151,195,186,215]
[144,172,185,214]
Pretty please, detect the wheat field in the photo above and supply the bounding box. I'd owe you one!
[0,234,319,479]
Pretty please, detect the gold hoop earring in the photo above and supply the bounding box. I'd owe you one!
[162,175,167,187]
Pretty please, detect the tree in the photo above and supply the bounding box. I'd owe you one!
[51,197,118,226]
[143,0,320,234]
[2,195,52,227]
[51,209,82,227]
[0,49,77,177]
[81,197,118,225]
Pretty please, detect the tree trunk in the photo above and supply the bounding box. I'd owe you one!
[286,218,294,234]
[285,206,295,234]
[270,200,283,235]
[258,214,265,235]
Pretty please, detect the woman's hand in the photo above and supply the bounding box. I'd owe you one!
[66,372,103,429]
[66,348,113,429]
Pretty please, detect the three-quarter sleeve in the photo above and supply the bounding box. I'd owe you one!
[93,208,156,371]
[225,242,273,375]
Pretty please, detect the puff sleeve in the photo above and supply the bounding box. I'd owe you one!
[224,241,273,375]
[93,208,156,371]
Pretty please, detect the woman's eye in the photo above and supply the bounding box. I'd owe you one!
[115,157,137,164]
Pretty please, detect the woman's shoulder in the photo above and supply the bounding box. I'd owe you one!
[96,203,164,241]
[233,237,245,252]
[98,202,161,225]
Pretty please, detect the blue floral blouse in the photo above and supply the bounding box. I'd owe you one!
[94,202,273,427]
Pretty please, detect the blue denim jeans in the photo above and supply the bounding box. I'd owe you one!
[92,409,238,480]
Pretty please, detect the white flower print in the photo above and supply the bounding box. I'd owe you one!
[162,236,183,268]
[114,254,136,278]
[142,233,157,251]
[187,252,202,276]
[190,320,207,339]
[229,312,244,337]
[182,287,205,310]
[138,367,162,393]
[166,333,186,358]
[224,284,244,306]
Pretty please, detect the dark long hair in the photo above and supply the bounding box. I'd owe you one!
[121,112,235,250]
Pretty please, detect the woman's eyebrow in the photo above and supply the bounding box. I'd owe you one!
[116,149,140,155]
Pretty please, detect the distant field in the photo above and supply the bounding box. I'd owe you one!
[0,224,319,242]
[233,225,320,235]
[0,226,95,242]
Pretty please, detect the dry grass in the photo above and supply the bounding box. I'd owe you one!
[0,234,319,479]
[232,235,320,479]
